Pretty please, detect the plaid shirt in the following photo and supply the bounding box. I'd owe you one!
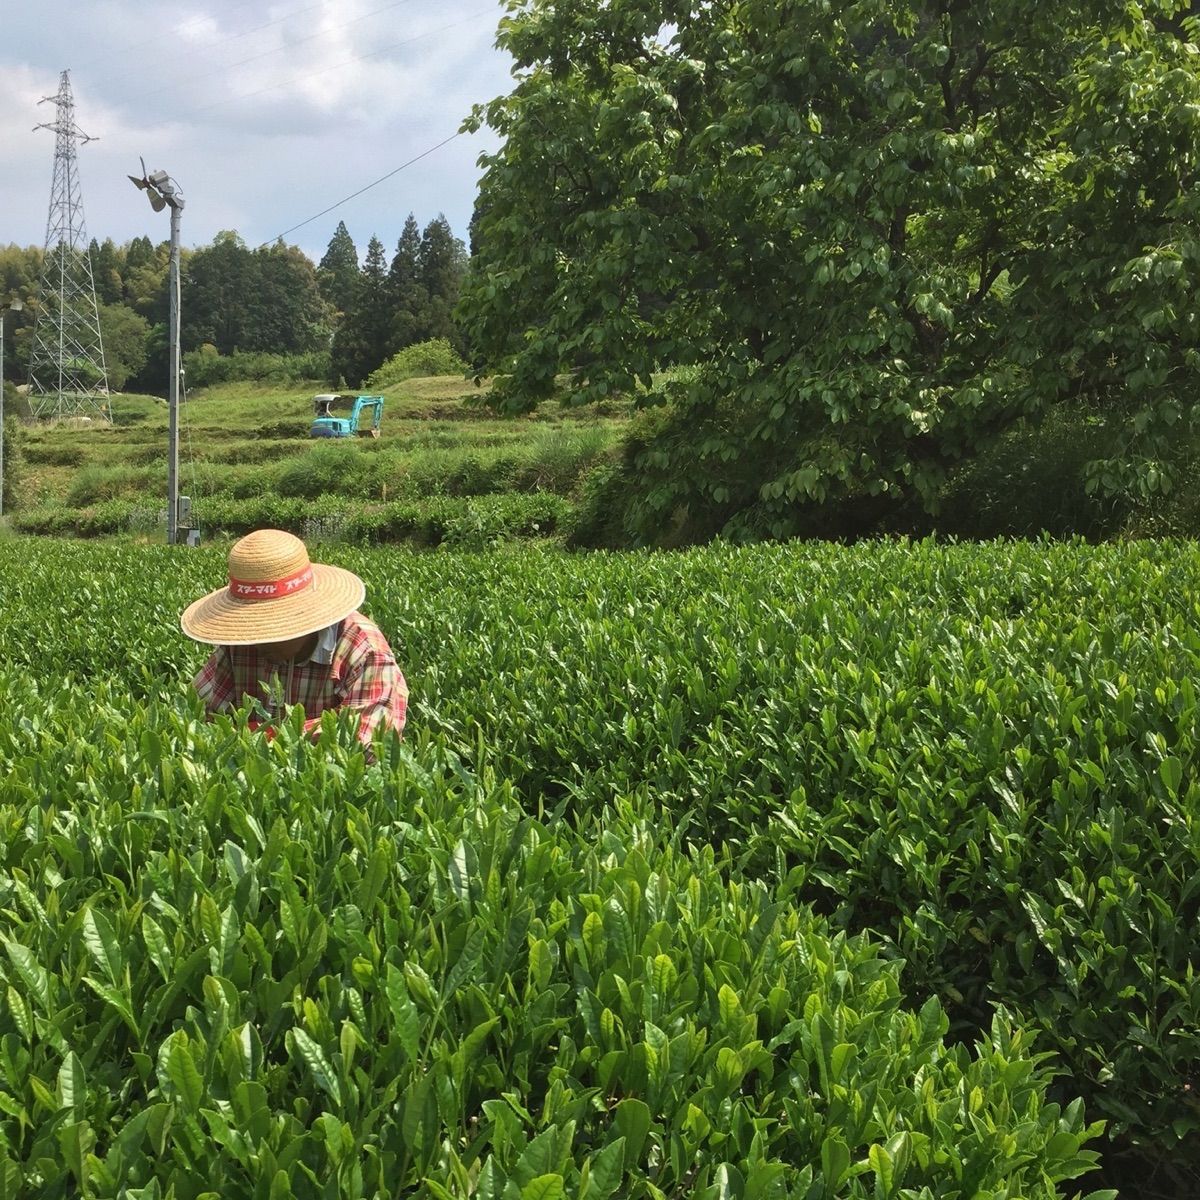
[193,611,407,749]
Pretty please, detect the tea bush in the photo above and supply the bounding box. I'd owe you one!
[9,494,571,546]
[0,673,1108,1199]
[3,537,1196,1192]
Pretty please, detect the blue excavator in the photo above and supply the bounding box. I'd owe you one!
[310,393,384,439]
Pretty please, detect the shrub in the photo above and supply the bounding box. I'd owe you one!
[365,338,468,390]
[2,535,1197,1190]
[912,403,1132,539]
[195,494,308,534]
[274,443,377,499]
[22,442,85,467]
[516,425,615,493]
[214,439,312,466]
[1,410,22,512]
[12,500,139,537]
[65,464,161,507]
[125,443,166,467]
[184,347,332,389]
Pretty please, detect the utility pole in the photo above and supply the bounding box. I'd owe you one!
[0,299,25,518]
[166,200,182,546]
[129,163,191,545]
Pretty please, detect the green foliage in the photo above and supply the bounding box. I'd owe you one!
[463,0,1200,543]
[121,236,169,322]
[332,236,391,388]
[0,248,42,368]
[272,430,606,504]
[0,406,21,512]
[365,339,468,390]
[183,347,332,389]
[331,217,470,387]
[387,214,426,354]
[904,404,1133,539]
[0,539,1197,1197]
[9,492,572,546]
[7,498,139,538]
[21,441,84,468]
[0,595,1110,1195]
[97,302,150,392]
[317,220,359,318]
[184,233,331,357]
[11,374,624,545]
[9,542,1190,1190]
[275,443,376,500]
[65,464,161,507]
[90,237,124,305]
[418,215,469,353]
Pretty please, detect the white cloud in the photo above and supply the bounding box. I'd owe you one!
[0,0,513,262]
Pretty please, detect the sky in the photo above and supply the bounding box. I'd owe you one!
[0,0,517,265]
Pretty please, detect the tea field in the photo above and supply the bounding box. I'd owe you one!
[1,537,1197,1198]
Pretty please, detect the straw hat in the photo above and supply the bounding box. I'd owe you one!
[181,529,365,645]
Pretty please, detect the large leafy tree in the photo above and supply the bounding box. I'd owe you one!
[248,241,331,354]
[89,238,123,305]
[97,303,149,391]
[183,234,327,355]
[122,239,170,324]
[183,232,256,354]
[0,245,41,380]
[462,0,1200,540]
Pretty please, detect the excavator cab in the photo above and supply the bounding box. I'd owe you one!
[310,394,384,438]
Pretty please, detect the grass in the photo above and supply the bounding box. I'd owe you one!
[16,375,629,524]
[8,375,628,548]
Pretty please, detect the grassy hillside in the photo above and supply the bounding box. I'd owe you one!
[14,376,627,544]
[15,379,1198,546]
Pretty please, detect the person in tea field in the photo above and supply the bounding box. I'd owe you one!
[180,528,407,750]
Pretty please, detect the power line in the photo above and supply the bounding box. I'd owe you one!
[78,0,341,75]
[173,8,493,120]
[114,0,422,108]
[259,132,463,246]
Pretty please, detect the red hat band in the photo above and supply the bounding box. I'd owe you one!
[228,563,315,602]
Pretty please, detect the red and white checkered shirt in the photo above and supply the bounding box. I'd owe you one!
[193,611,407,749]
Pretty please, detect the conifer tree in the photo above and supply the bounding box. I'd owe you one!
[332,235,391,385]
[387,214,426,356]
[317,221,360,319]
[418,215,467,350]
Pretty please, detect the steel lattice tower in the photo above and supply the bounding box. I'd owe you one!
[28,70,111,421]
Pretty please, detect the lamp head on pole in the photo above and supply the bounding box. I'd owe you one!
[129,156,185,213]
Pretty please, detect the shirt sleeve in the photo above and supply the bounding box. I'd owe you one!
[350,652,410,744]
[193,648,236,715]
[335,648,408,748]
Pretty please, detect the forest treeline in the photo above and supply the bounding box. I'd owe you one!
[0,214,466,395]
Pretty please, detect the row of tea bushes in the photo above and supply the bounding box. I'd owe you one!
[3,536,1195,1189]
[11,493,570,548]
[0,681,1106,1197]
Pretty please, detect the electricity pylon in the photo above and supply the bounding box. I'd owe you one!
[28,70,111,422]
